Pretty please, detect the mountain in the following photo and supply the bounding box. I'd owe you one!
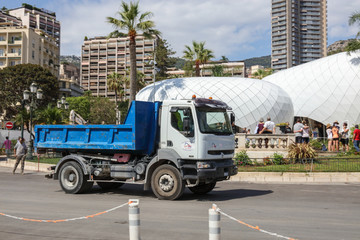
[327,39,353,55]
[60,55,81,68]
[243,55,271,68]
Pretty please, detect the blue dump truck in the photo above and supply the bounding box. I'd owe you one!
[34,98,237,200]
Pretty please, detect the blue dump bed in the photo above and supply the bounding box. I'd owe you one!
[34,101,160,155]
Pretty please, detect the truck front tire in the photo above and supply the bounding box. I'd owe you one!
[188,182,216,195]
[59,161,93,194]
[151,165,185,200]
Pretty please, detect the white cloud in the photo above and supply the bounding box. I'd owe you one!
[42,0,360,59]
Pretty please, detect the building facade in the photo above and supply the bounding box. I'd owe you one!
[8,4,60,48]
[0,26,59,77]
[271,0,327,71]
[59,63,83,97]
[80,36,155,99]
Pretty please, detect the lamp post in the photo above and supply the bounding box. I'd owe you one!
[57,96,69,121]
[23,82,43,160]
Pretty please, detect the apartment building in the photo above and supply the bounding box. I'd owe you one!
[81,36,155,99]
[167,61,245,77]
[8,4,60,48]
[271,0,327,71]
[59,63,83,97]
[0,26,59,77]
[0,11,22,27]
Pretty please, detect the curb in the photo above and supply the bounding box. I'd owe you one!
[1,156,359,183]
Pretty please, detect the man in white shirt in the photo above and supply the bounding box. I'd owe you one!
[260,117,275,134]
[293,119,304,144]
[13,137,27,175]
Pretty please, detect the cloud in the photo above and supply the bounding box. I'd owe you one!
[34,0,360,59]
[50,0,271,60]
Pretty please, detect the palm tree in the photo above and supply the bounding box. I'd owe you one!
[107,1,160,106]
[349,11,360,38]
[253,68,274,79]
[183,41,214,77]
[220,56,229,62]
[347,11,360,53]
[107,72,124,108]
[36,104,63,124]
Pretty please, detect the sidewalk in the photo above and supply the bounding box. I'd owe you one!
[1,155,359,183]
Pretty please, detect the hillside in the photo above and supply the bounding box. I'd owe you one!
[60,55,81,68]
[243,55,271,68]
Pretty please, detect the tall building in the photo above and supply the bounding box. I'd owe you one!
[0,26,59,77]
[59,63,83,97]
[80,36,156,99]
[8,4,60,48]
[271,0,327,71]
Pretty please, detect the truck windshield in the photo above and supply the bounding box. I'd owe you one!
[196,107,232,135]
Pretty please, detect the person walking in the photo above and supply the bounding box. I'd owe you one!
[340,122,349,152]
[332,123,340,152]
[293,119,304,144]
[353,125,360,153]
[301,121,310,144]
[326,124,333,151]
[1,136,11,159]
[13,137,27,175]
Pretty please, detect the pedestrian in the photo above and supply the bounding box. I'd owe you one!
[260,117,275,148]
[326,123,333,152]
[301,121,310,144]
[353,125,360,153]
[332,122,339,152]
[1,136,11,158]
[293,118,304,144]
[254,118,264,148]
[260,117,275,134]
[340,122,349,152]
[13,137,27,175]
[285,122,292,134]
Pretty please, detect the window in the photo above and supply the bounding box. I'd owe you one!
[170,107,194,137]
[0,61,4,66]
[32,51,35,59]
[0,36,5,41]
[196,107,232,135]
[0,49,4,56]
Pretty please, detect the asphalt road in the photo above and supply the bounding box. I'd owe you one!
[0,167,359,240]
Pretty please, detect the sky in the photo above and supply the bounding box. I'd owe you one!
[2,0,360,61]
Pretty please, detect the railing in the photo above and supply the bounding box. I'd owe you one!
[235,133,295,151]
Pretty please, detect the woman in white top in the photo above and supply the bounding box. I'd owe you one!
[340,122,349,152]
[301,121,310,144]
[326,123,333,151]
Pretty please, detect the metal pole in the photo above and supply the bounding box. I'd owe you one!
[129,199,140,240]
[27,97,33,160]
[21,100,24,139]
[209,204,220,240]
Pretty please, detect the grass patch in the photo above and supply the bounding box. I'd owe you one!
[237,158,360,172]
[27,158,60,165]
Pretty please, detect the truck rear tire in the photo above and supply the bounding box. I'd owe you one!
[97,182,124,190]
[59,161,93,194]
[151,165,185,200]
[188,182,216,195]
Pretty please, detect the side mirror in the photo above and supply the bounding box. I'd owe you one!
[230,113,235,125]
[183,117,190,131]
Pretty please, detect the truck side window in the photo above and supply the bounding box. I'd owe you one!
[170,108,194,137]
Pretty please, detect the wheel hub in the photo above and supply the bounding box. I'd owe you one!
[159,174,174,192]
[69,173,76,182]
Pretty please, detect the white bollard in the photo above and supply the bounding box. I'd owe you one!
[209,204,220,240]
[129,199,140,240]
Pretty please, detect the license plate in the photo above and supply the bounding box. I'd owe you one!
[224,172,229,176]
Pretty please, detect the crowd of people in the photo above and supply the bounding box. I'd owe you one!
[236,117,360,153]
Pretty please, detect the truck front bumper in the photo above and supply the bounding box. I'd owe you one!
[180,159,238,182]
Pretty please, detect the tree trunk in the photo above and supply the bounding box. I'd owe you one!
[195,59,200,77]
[129,36,137,108]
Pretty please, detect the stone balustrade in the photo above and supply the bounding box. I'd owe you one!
[235,133,295,151]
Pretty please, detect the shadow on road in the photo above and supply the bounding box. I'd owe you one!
[79,184,273,202]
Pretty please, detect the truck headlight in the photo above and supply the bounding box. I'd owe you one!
[197,162,212,169]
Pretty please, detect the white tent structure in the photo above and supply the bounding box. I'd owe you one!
[264,51,360,126]
[136,77,294,131]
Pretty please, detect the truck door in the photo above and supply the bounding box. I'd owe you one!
[167,107,196,159]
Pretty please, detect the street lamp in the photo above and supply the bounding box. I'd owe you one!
[57,96,69,120]
[23,82,43,160]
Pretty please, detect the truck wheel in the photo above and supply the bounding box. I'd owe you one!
[188,182,216,195]
[59,161,93,194]
[97,182,124,190]
[151,165,185,200]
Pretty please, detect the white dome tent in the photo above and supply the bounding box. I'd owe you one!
[264,51,360,126]
[136,77,294,131]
